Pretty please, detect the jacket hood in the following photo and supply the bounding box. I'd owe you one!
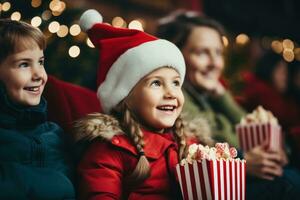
[73,112,123,142]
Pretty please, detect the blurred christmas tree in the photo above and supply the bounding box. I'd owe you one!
[0,0,98,90]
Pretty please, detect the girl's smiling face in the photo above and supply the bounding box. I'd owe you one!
[126,67,184,132]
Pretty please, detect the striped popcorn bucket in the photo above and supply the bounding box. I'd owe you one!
[236,123,282,152]
[176,159,246,200]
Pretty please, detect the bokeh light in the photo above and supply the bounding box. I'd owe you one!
[2,2,11,12]
[48,21,60,33]
[31,16,42,27]
[236,34,250,45]
[68,45,80,58]
[222,36,229,47]
[31,0,42,8]
[86,38,95,48]
[271,40,283,54]
[57,25,69,37]
[70,24,81,36]
[128,20,143,31]
[112,16,126,28]
[11,12,21,21]
[283,49,295,62]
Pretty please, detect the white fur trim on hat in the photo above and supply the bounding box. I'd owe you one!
[79,9,103,31]
[97,39,186,113]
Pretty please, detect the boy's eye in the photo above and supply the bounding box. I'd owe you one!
[19,62,29,68]
[150,80,161,87]
[39,59,44,66]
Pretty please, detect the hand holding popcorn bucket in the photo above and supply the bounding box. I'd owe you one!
[236,106,282,152]
[176,143,246,200]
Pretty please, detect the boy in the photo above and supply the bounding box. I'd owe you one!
[0,19,75,199]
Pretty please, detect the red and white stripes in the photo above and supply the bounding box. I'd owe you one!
[236,123,282,152]
[176,159,246,200]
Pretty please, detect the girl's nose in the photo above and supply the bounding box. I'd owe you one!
[164,86,176,99]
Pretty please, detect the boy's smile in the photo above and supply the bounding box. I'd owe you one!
[0,44,47,106]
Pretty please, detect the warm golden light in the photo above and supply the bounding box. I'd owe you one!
[283,49,294,62]
[69,45,80,58]
[2,2,11,11]
[52,11,62,16]
[128,20,143,31]
[49,0,61,12]
[70,24,81,36]
[42,10,52,20]
[48,21,60,33]
[271,40,283,54]
[31,0,42,8]
[282,39,294,50]
[11,12,21,21]
[58,1,66,12]
[236,33,250,45]
[222,36,229,47]
[294,48,300,61]
[112,16,126,28]
[57,25,68,37]
[31,16,42,27]
[86,38,95,48]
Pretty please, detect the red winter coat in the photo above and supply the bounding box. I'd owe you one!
[76,113,182,200]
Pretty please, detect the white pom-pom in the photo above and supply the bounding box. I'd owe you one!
[79,9,103,32]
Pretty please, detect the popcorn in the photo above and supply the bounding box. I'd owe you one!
[176,143,246,200]
[236,106,282,152]
[180,143,238,165]
[240,106,278,125]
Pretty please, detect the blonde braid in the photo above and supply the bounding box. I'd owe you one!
[112,102,150,183]
[173,115,187,161]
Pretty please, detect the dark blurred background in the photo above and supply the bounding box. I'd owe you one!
[0,0,299,92]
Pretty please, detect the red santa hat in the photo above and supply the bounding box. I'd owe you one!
[79,9,186,113]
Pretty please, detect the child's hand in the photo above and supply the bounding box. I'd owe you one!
[244,144,284,180]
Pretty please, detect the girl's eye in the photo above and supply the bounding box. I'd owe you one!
[19,62,29,68]
[173,80,181,86]
[150,80,161,87]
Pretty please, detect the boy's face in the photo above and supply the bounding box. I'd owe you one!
[126,67,184,132]
[0,45,47,106]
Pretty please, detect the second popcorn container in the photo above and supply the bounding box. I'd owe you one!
[176,143,246,200]
[236,106,282,152]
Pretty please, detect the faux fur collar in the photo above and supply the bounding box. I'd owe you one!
[73,112,214,146]
[73,112,123,142]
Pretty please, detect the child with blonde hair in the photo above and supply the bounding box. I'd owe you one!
[75,9,189,200]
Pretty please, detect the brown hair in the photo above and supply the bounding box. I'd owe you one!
[111,100,187,184]
[0,19,46,64]
[156,11,225,50]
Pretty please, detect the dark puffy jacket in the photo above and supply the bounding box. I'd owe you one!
[0,85,75,199]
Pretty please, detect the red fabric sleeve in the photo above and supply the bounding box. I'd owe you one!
[78,141,129,200]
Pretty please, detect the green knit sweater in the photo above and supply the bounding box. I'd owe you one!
[182,83,245,147]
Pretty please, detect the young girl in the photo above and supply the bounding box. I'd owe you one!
[0,19,75,199]
[75,10,188,200]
